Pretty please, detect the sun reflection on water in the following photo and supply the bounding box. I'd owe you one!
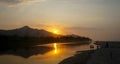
[54,43,57,54]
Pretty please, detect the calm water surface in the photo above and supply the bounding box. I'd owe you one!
[0,42,90,64]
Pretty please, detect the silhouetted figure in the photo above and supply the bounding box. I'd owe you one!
[90,45,94,49]
[105,43,109,48]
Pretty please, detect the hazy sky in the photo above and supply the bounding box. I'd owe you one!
[0,0,120,41]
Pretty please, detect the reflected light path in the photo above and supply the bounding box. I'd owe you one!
[54,43,57,54]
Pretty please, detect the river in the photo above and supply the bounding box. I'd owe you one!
[0,42,91,64]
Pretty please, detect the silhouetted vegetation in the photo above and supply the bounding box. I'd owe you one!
[0,34,92,58]
[0,35,92,48]
[0,26,92,50]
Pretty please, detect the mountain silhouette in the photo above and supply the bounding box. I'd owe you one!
[0,26,56,37]
[0,26,92,46]
[0,27,93,60]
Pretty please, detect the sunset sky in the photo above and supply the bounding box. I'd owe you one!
[0,0,120,41]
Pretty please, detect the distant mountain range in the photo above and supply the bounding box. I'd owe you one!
[0,26,92,48]
[0,26,56,37]
[0,26,92,41]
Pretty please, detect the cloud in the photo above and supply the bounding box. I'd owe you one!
[66,26,99,31]
[0,0,46,6]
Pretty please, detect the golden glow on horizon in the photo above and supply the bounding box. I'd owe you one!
[54,43,57,54]
[53,29,59,34]
[48,28,61,34]
[46,25,65,35]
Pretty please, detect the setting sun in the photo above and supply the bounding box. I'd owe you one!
[53,29,59,34]
[46,25,64,35]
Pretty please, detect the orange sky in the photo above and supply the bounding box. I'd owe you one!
[0,0,120,41]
